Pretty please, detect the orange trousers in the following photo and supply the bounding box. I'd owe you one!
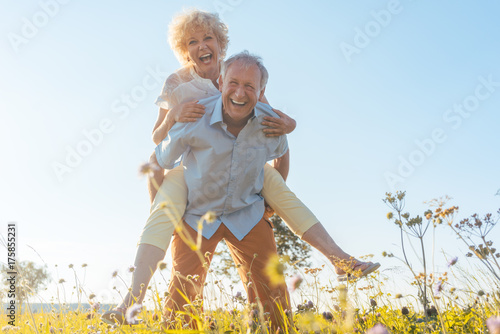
[164,217,290,328]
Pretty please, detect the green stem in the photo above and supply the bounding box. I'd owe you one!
[432,225,436,276]
[429,292,448,334]
[420,236,429,332]
[481,236,500,282]
[399,226,426,317]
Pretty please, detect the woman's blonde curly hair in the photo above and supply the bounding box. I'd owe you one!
[168,9,229,65]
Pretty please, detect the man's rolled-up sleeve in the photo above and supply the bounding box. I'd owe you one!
[268,135,288,160]
[155,122,190,169]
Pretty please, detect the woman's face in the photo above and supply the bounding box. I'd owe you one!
[185,28,221,77]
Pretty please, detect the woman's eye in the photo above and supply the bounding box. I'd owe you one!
[188,40,196,45]
[205,36,213,40]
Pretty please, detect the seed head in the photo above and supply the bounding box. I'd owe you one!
[265,254,285,286]
[447,256,458,267]
[138,161,161,177]
[322,311,333,321]
[487,316,500,334]
[125,304,143,324]
[366,323,389,334]
[90,302,100,312]
[289,273,303,292]
[202,211,217,224]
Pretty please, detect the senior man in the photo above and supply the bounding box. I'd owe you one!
[155,51,380,328]
[155,51,290,326]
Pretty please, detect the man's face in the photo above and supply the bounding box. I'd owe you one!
[220,61,265,124]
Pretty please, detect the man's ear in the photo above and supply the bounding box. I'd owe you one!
[259,86,266,101]
[218,74,223,93]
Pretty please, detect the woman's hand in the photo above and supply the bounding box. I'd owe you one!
[169,101,206,123]
[261,109,296,137]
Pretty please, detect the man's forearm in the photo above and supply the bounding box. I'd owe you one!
[155,121,190,170]
[271,149,289,181]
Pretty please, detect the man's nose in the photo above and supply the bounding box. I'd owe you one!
[235,85,245,98]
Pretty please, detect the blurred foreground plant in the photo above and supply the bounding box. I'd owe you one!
[384,192,431,309]
[384,191,450,333]
[445,207,500,283]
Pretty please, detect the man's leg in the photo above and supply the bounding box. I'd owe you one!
[224,218,290,330]
[164,222,221,327]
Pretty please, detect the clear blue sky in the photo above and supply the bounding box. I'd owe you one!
[1,0,499,305]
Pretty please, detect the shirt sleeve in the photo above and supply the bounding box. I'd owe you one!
[155,73,181,110]
[268,135,289,161]
[155,122,190,169]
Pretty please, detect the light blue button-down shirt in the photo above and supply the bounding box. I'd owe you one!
[155,95,288,240]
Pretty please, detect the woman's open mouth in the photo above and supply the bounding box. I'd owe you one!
[199,54,212,64]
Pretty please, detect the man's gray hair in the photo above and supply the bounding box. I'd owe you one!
[221,50,269,90]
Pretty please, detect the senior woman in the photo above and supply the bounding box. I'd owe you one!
[102,9,379,325]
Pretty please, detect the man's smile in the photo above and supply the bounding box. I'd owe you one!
[230,99,246,106]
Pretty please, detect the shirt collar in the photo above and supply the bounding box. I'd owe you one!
[210,97,224,125]
[210,97,259,126]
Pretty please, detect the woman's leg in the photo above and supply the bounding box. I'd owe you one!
[105,165,187,321]
[261,164,379,276]
[261,164,318,237]
[115,244,165,311]
[148,152,167,203]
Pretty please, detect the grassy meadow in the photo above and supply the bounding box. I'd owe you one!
[2,192,500,333]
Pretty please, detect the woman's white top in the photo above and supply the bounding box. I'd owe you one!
[155,66,220,110]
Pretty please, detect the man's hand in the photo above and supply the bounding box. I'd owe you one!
[261,109,296,137]
[170,101,206,123]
